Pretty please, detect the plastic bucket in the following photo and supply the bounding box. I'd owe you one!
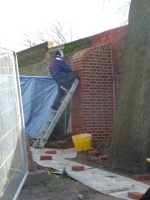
[72,133,92,152]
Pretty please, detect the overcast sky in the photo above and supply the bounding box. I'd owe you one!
[0,0,129,52]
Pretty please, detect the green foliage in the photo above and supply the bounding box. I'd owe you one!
[32,181,42,186]
[49,51,55,60]
[50,174,59,182]
[30,138,47,149]
[59,182,64,187]
[76,182,81,186]
[52,185,58,190]
[38,186,49,191]
[62,167,69,178]
[63,38,92,63]
[17,42,49,68]
[48,37,92,65]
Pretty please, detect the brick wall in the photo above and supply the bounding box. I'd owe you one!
[18,42,64,77]
[69,26,127,145]
[90,26,127,110]
[19,61,50,76]
[71,44,114,144]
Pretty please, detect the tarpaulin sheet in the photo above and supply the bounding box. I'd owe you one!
[20,76,57,138]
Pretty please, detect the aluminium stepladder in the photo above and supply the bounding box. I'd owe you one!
[33,78,79,148]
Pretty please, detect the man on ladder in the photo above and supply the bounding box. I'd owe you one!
[49,49,79,112]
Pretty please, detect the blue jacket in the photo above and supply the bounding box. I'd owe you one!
[49,56,72,80]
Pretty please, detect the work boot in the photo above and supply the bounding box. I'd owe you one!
[49,106,58,112]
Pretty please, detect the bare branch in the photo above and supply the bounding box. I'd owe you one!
[21,20,73,48]
[51,20,66,44]
[68,21,73,42]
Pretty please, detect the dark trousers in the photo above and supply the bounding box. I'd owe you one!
[52,75,79,109]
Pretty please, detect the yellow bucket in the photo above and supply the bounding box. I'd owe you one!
[72,133,92,152]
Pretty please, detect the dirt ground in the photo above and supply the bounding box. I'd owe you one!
[18,174,117,200]
[17,134,135,200]
[18,153,118,200]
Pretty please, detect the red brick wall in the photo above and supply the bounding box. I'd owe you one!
[71,70,84,134]
[70,26,127,145]
[71,44,114,144]
[90,26,127,110]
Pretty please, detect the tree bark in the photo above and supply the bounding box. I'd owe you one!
[108,0,150,173]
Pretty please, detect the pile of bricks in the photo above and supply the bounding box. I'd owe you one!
[84,147,108,162]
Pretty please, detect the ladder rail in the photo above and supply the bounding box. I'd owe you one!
[36,112,56,140]
[33,78,79,148]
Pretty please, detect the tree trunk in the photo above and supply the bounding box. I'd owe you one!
[108,0,150,173]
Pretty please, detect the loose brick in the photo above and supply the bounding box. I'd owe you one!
[40,155,52,160]
[84,150,89,155]
[128,192,143,199]
[72,166,84,171]
[97,156,108,161]
[143,174,150,180]
[45,150,57,154]
[89,150,99,156]
[133,174,150,181]
[84,147,95,155]
[133,175,143,181]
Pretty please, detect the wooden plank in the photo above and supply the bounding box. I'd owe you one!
[26,137,36,172]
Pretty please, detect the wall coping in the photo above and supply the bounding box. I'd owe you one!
[17,25,127,56]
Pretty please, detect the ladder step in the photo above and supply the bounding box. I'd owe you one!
[41,130,47,132]
[60,86,68,92]
[46,120,52,122]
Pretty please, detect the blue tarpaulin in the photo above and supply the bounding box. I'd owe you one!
[20,76,57,138]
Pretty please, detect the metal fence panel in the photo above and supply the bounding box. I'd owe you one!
[0,48,28,200]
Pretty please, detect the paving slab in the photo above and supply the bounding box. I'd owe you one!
[31,147,77,158]
[69,168,149,200]
[31,147,90,172]
[31,148,149,200]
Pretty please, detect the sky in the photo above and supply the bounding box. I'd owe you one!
[0,0,129,52]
